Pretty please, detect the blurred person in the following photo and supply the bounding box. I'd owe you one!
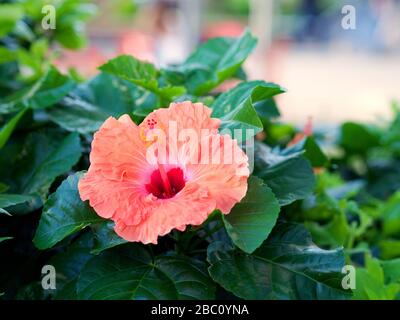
[53,46,107,77]
[295,0,332,42]
[373,0,400,51]
[151,0,190,66]
[117,30,156,62]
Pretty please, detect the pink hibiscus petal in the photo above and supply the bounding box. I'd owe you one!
[79,101,250,244]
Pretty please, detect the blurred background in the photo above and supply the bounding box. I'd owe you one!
[57,0,400,127]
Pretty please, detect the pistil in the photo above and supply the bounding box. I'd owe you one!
[157,163,172,198]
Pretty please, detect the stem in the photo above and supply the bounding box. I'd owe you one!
[187,224,224,252]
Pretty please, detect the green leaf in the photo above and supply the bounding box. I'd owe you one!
[367,161,400,199]
[305,208,350,248]
[0,132,82,200]
[162,29,257,95]
[208,222,350,300]
[0,193,35,215]
[382,192,400,236]
[16,282,54,300]
[53,2,97,49]
[223,176,280,253]
[55,24,87,49]
[0,4,23,37]
[379,239,400,260]
[353,255,400,300]
[100,54,157,85]
[303,137,329,167]
[0,182,8,193]
[50,232,95,283]
[0,109,26,149]
[91,221,127,254]
[0,47,17,64]
[340,122,380,154]
[212,81,285,112]
[55,280,79,300]
[381,258,400,284]
[13,20,35,42]
[77,245,215,300]
[33,172,103,250]
[0,237,13,243]
[254,142,316,206]
[155,254,216,300]
[0,66,75,113]
[99,55,185,103]
[304,195,372,247]
[51,232,95,299]
[46,73,136,133]
[285,137,328,168]
[212,81,285,139]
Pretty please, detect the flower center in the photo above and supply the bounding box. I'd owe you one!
[145,166,186,199]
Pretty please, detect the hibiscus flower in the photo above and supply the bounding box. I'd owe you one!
[78,101,249,244]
